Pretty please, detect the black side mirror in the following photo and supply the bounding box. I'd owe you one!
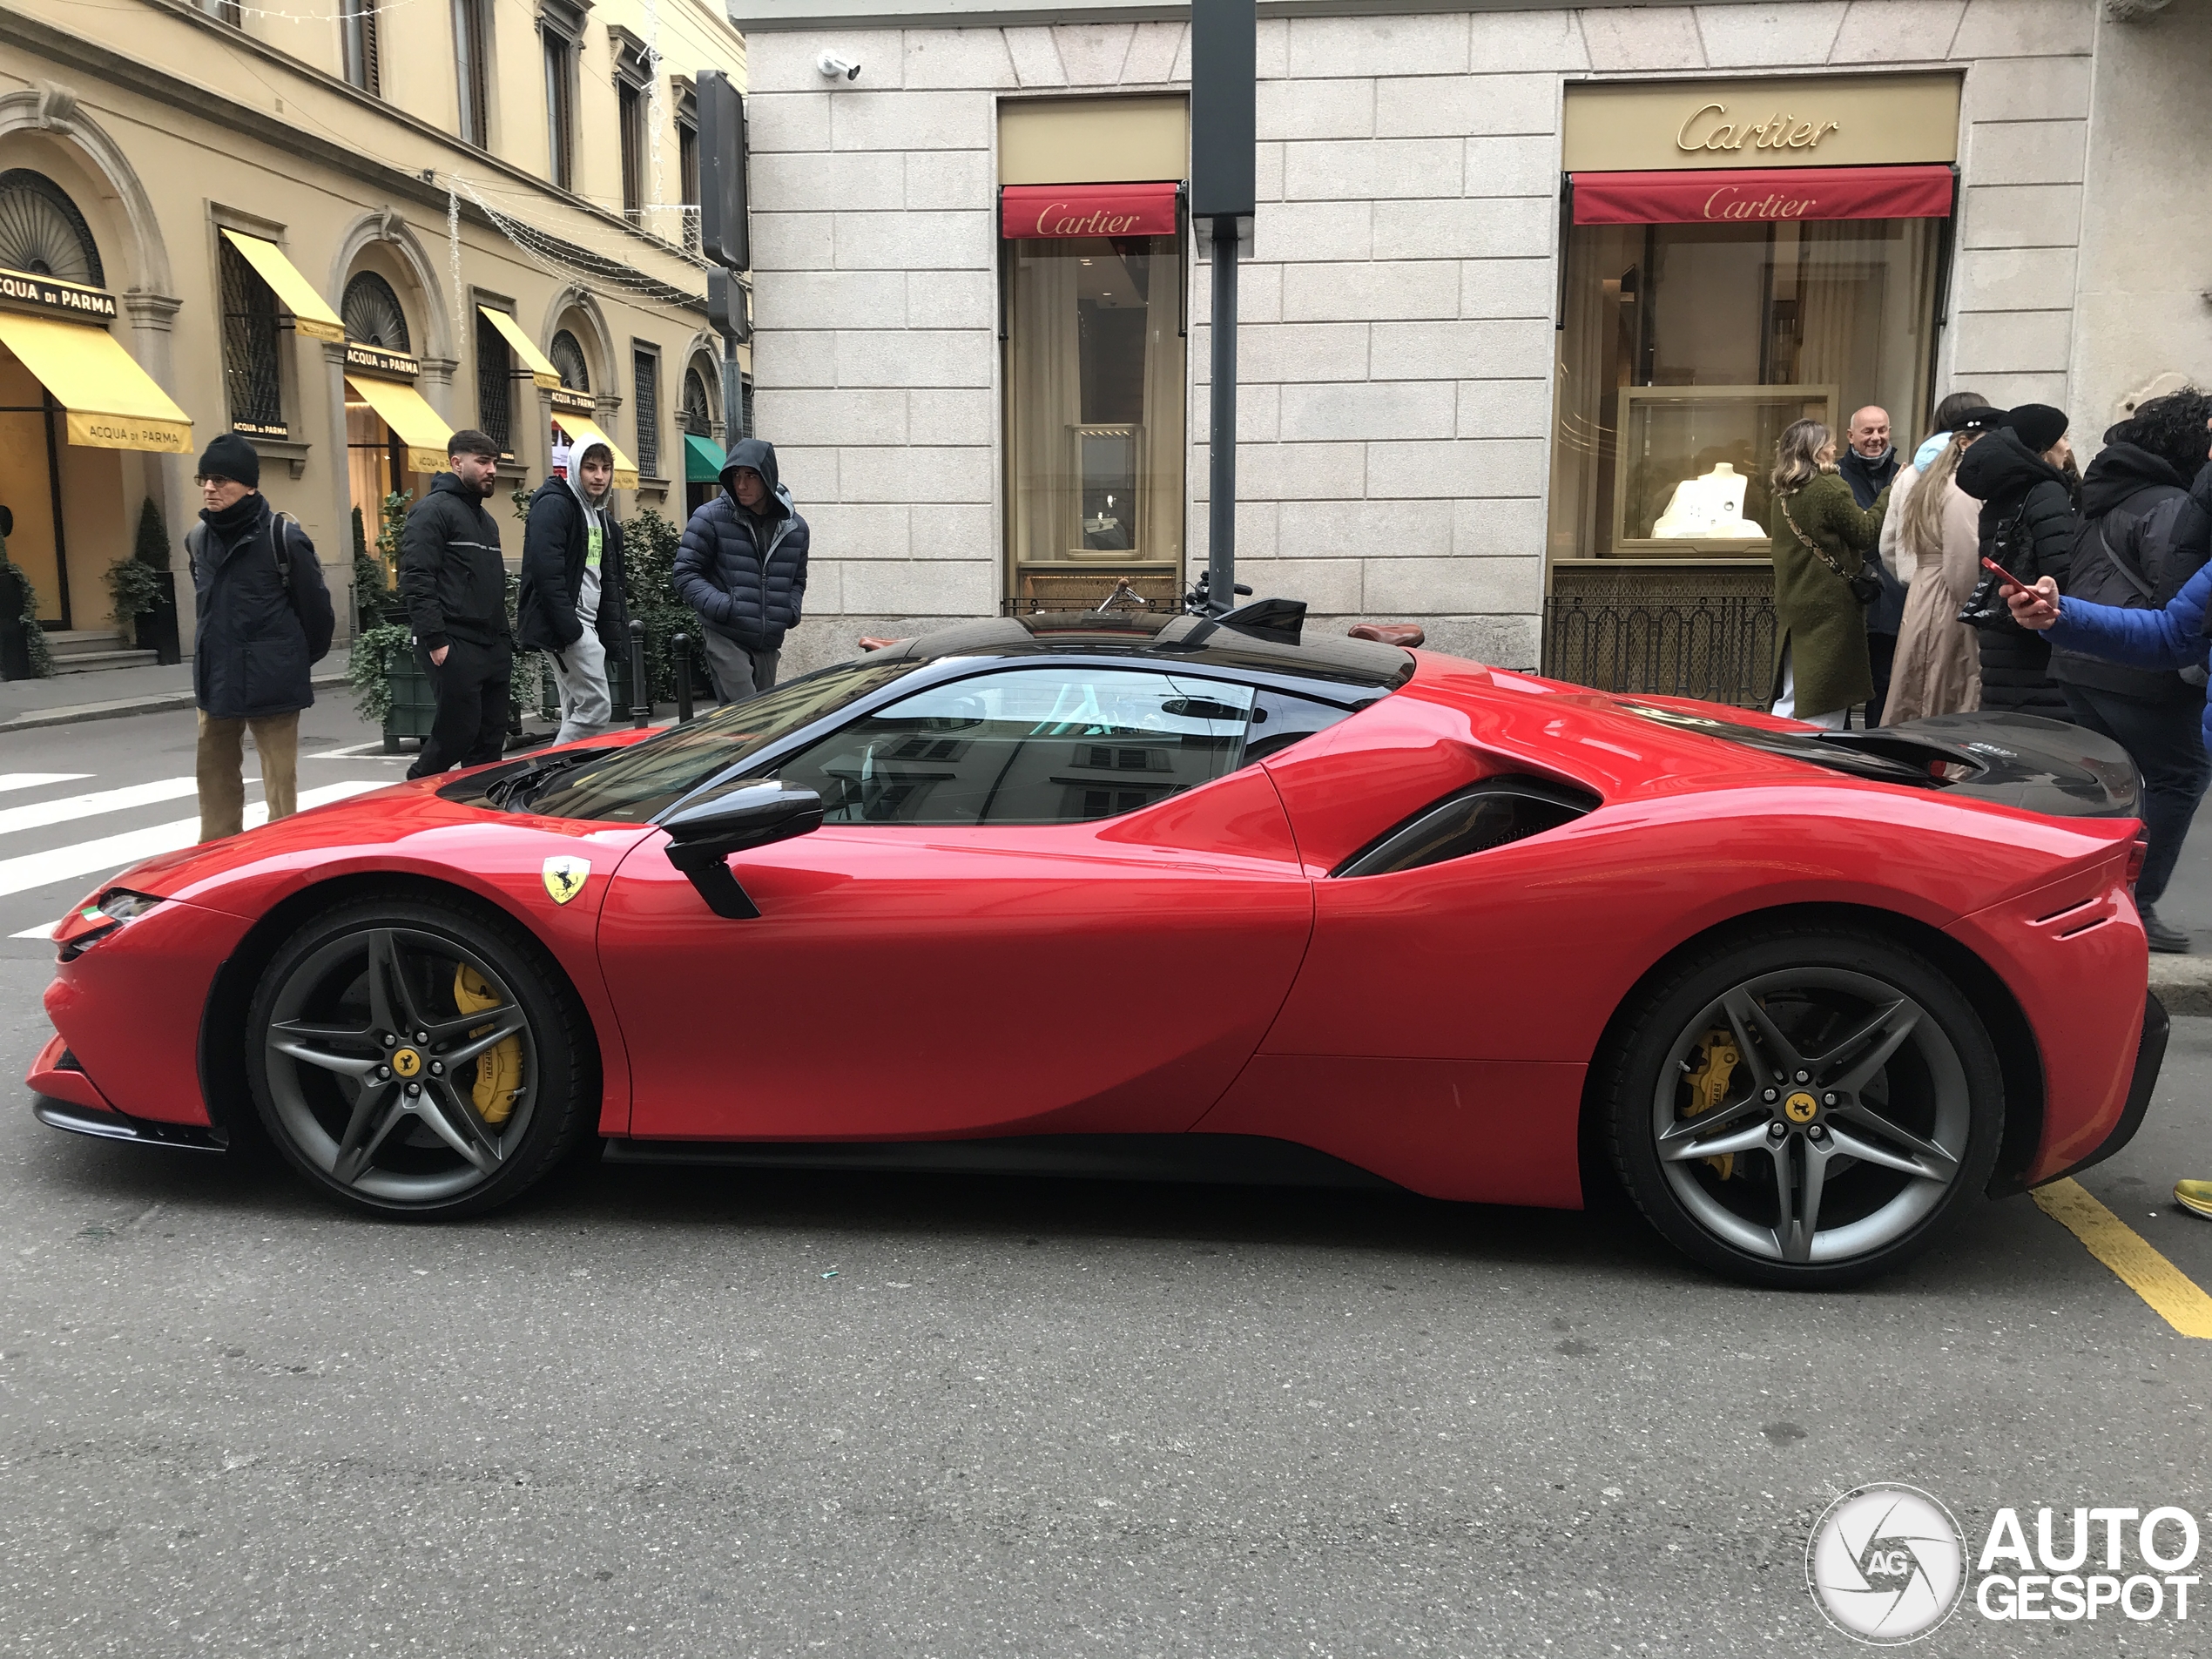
[661,783,823,919]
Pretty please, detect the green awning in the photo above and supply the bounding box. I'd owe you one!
[685,432,726,483]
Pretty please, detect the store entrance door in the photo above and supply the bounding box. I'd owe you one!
[0,382,69,629]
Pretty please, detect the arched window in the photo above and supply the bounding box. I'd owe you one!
[220,237,283,431]
[550,329,590,392]
[0,170,104,286]
[341,270,410,351]
[680,363,712,435]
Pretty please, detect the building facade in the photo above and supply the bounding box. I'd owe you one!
[0,0,746,654]
[731,0,2212,683]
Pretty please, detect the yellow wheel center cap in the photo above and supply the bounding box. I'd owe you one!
[392,1048,422,1079]
[1784,1090,1819,1124]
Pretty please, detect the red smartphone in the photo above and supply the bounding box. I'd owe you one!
[1980,556,2032,592]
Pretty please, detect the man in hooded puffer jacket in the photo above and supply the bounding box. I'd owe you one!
[674,437,808,705]
[518,439,630,743]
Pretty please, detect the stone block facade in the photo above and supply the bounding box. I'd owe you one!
[740,0,2202,674]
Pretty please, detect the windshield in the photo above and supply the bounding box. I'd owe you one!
[528,659,920,822]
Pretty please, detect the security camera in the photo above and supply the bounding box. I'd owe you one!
[817,52,861,81]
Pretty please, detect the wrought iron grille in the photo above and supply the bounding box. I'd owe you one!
[475,310,511,455]
[632,348,660,477]
[342,271,409,351]
[219,237,283,432]
[679,366,711,436]
[1541,596,1778,710]
[550,330,590,391]
[0,169,103,285]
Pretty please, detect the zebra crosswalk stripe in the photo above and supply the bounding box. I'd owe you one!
[0,779,388,910]
[0,777,202,838]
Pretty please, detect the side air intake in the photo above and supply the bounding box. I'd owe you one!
[1332,776,1600,879]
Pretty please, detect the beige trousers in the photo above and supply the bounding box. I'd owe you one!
[197,709,300,842]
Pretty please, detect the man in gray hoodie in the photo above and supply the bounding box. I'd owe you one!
[517,440,630,742]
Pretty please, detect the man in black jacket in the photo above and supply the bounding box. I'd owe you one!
[400,429,509,778]
[2051,391,2212,952]
[674,437,808,705]
[518,439,630,742]
[188,432,335,841]
[1840,406,1905,716]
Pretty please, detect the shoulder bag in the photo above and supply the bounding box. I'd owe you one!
[1777,494,1882,608]
[1956,504,2033,631]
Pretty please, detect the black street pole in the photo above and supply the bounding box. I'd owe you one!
[1208,217,1238,617]
[1190,0,1255,617]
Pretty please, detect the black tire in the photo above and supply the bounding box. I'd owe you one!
[1602,926,2004,1289]
[245,896,596,1218]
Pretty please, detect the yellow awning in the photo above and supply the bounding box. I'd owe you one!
[345,373,454,475]
[219,230,346,343]
[477,306,562,391]
[0,309,192,453]
[553,412,639,490]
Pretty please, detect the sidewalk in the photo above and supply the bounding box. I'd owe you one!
[0,650,354,732]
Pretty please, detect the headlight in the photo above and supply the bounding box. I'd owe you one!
[55,889,165,960]
[90,889,164,924]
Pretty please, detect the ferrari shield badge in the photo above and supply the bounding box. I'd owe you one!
[542,854,591,905]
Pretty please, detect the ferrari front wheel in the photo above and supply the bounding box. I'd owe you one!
[1604,927,2004,1289]
[245,897,595,1218]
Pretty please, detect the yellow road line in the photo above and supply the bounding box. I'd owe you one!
[2033,1177,2212,1339]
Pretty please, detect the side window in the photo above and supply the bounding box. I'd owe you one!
[1242,687,1365,765]
[777,667,1257,826]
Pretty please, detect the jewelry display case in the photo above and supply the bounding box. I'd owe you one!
[1610,384,1835,557]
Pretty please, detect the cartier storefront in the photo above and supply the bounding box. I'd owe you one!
[1548,72,1961,631]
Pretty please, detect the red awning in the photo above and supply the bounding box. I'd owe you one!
[1573,165,1954,226]
[1001,182,1179,240]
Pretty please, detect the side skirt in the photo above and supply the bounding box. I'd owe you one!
[602,1132,1399,1190]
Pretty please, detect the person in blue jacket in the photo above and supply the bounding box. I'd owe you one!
[2010,553,2212,1220]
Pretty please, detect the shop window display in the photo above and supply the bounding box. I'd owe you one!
[1549,215,1939,562]
[1004,233,1184,604]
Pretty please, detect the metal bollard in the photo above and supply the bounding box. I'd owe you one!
[628,619,650,728]
[672,633,694,723]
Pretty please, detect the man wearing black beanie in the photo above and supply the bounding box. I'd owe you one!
[186,431,334,841]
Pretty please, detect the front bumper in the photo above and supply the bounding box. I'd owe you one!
[26,1033,225,1152]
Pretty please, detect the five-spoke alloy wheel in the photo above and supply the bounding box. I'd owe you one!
[1606,927,2004,1287]
[246,898,593,1217]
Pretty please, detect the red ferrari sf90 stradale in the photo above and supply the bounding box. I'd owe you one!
[25,611,2161,1287]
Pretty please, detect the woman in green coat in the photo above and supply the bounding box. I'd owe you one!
[1768,418,1891,728]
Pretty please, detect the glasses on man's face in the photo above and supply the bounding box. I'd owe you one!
[194,475,233,489]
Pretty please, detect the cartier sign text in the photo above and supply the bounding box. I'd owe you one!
[1676,103,1840,155]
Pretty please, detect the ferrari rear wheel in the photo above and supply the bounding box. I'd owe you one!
[246,897,595,1217]
[1604,927,2003,1289]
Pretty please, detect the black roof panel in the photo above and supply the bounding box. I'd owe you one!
[869,611,1416,690]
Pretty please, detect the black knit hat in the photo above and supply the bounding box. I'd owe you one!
[2002,403,2070,454]
[195,431,260,489]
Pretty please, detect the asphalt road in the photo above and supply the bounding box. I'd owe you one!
[2,703,2210,1656]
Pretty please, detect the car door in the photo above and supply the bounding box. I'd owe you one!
[599,663,1317,1142]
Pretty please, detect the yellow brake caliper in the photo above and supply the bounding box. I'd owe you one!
[453,965,523,1127]
[1681,1027,1740,1181]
